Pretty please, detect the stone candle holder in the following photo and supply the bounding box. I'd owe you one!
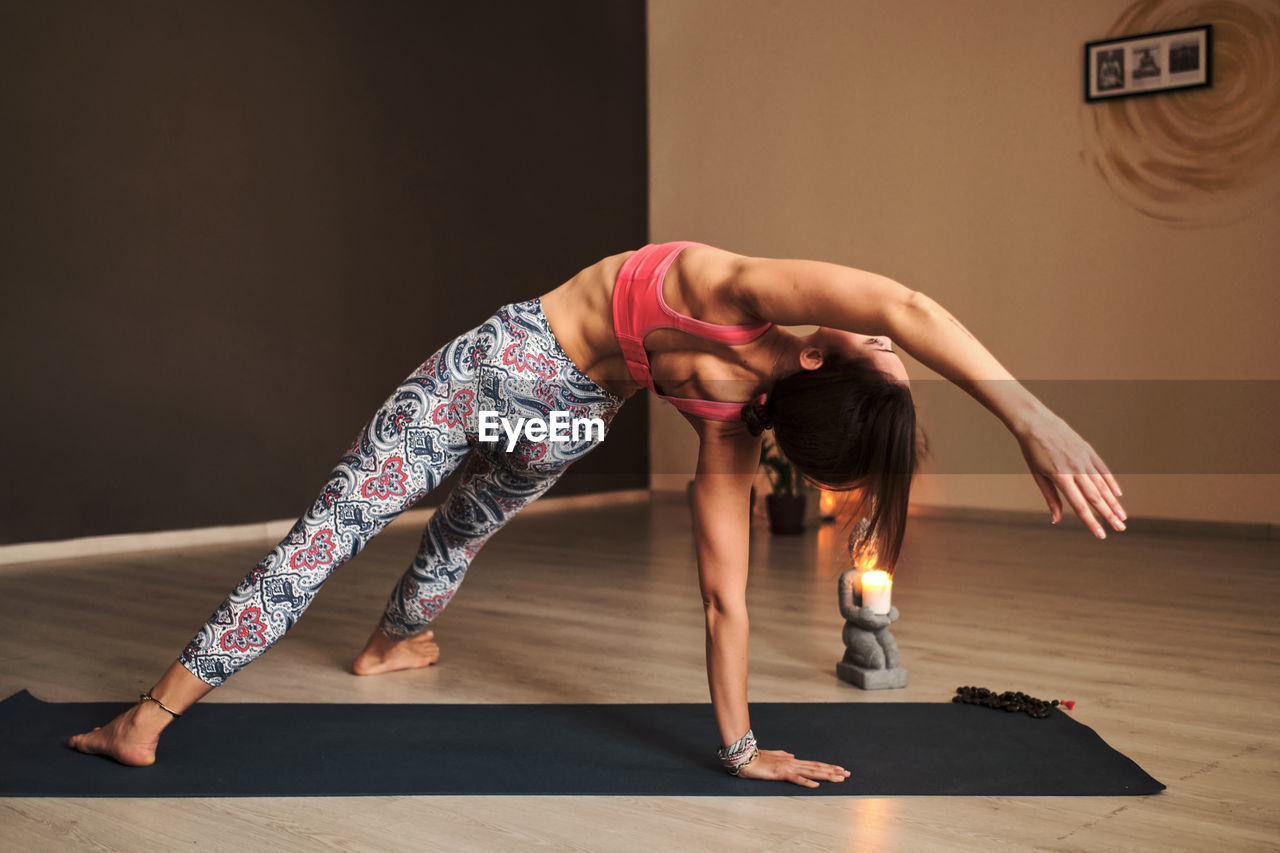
[835,568,908,690]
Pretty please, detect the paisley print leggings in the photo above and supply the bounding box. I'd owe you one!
[179,299,622,687]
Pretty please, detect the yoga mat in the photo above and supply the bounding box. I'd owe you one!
[0,690,1164,797]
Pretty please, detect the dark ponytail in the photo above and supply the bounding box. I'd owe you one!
[743,354,923,572]
[739,397,774,436]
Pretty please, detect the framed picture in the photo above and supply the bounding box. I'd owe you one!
[1084,25,1212,102]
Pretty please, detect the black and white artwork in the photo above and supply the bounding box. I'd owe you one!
[1169,38,1202,75]
[1096,48,1125,92]
[1085,25,1211,102]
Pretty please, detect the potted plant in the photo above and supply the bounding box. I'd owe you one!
[759,435,806,535]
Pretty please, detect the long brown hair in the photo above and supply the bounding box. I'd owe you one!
[741,353,922,571]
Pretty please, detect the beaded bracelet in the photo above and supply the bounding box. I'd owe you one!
[726,746,759,776]
[716,729,759,776]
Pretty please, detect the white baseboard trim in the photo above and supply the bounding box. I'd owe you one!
[0,489,650,568]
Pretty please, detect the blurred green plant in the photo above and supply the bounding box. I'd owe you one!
[759,434,800,495]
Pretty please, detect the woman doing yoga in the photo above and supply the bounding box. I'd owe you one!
[69,241,1127,786]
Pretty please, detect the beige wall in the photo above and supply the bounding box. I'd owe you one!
[647,0,1280,525]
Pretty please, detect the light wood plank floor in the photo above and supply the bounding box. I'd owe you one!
[1,494,1277,852]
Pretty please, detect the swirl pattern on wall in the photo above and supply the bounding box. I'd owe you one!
[1080,0,1280,227]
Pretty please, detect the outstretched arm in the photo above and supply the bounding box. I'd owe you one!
[690,416,849,787]
[733,256,1127,538]
[689,418,756,750]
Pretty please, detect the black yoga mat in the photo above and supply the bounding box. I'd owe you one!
[0,690,1163,797]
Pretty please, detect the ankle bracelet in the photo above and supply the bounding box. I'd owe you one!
[139,691,182,719]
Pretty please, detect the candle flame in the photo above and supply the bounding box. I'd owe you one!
[860,569,890,586]
[819,489,836,515]
[854,542,879,571]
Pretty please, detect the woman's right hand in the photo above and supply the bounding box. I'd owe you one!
[735,748,851,788]
[1015,411,1126,538]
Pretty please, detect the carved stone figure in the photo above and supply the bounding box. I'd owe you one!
[836,568,908,689]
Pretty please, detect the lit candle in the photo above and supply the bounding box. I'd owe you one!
[860,569,893,615]
[819,489,836,520]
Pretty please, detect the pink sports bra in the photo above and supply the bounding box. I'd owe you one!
[612,241,772,421]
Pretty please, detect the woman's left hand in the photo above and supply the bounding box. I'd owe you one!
[1016,413,1127,538]
[735,748,851,787]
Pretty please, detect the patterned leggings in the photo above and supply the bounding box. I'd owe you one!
[179,299,622,687]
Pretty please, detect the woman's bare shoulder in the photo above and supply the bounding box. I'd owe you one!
[671,243,757,322]
[682,243,749,283]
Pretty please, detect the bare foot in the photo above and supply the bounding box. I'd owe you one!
[68,700,172,766]
[352,627,440,675]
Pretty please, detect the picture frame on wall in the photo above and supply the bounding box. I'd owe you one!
[1084,25,1212,102]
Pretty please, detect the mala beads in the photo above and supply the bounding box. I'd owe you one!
[952,686,1075,719]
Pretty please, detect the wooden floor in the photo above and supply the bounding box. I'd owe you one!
[1,494,1277,852]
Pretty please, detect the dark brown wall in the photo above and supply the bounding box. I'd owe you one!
[0,0,648,544]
